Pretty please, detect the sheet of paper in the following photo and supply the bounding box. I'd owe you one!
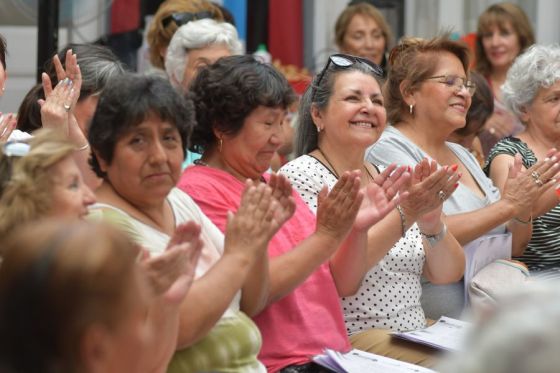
[392,316,471,352]
[313,348,437,373]
[463,233,512,305]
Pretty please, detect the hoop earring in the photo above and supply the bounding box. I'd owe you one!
[409,104,414,116]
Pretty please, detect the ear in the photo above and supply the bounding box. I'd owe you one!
[80,324,112,373]
[212,127,224,141]
[518,105,531,124]
[310,103,323,131]
[92,150,109,173]
[399,79,416,107]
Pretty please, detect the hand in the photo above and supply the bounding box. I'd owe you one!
[502,152,560,215]
[224,181,280,258]
[52,49,82,109]
[315,170,363,239]
[0,113,17,142]
[484,110,515,139]
[354,181,407,231]
[371,163,411,201]
[141,221,203,303]
[268,173,296,227]
[401,158,461,226]
[39,76,75,134]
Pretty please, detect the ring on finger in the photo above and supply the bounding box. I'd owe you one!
[531,171,541,180]
[63,103,71,112]
[534,178,544,187]
[437,190,446,201]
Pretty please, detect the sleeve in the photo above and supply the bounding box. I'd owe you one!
[87,207,143,245]
[366,130,425,168]
[484,138,534,174]
[279,157,327,214]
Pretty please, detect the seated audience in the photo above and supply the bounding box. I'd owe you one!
[367,35,560,319]
[485,44,560,276]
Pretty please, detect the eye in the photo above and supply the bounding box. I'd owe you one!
[443,76,458,87]
[129,136,144,146]
[372,98,384,106]
[345,95,360,102]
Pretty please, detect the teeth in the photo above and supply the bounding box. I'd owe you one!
[351,122,374,128]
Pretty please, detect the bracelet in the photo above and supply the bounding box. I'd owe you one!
[513,215,532,225]
[396,205,406,238]
[75,143,90,151]
[420,223,448,247]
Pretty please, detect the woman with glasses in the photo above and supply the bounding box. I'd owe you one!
[178,54,407,372]
[484,45,560,277]
[367,35,560,319]
[279,53,464,367]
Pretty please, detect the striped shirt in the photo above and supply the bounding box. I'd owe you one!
[484,137,560,272]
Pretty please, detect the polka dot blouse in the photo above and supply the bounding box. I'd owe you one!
[279,155,427,334]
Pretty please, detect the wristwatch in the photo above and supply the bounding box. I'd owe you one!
[421,224,447,247]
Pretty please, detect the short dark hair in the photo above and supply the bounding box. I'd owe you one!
[189,54,296,153]
[0,34,6,69]
[16,84,44,133]
[88,73,195,178]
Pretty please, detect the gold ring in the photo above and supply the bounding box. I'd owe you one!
[438,190,446,201]
[531,171,541,180]
[534,178,544,187]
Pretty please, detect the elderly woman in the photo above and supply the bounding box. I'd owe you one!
[178,54,404,372]
[165,18,242,92]
[367,36,560,319]
[475,2,535,154]
[147,0,223,75]
[334,2,392,74]
[0,219,199,373]
[485,45,560,276]
[88,73,287,372]
[0,129,199,373]
[279,53,464,367]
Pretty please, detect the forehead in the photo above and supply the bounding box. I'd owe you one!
[480,14,515,33]
[348,13,380,30]
[187,43,231,62]
[432,52,467,75]
[333,70,381,92]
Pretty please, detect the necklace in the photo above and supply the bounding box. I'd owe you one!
[316,147,375,182]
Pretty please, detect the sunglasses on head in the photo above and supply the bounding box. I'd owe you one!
[162,11,214,28]
[312,54,384,101]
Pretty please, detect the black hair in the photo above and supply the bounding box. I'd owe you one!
[0,34,6,69]
[88,73,195,178]
[189,54,296,153]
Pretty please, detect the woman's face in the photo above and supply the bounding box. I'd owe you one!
[49,155,96,219]
[481,21,521,71]
[221,106,285,179]
[314,70,386,149]
[98,115,184,207]
[522,80,560,139]
[182,43,231,90]
[341,14,386,66]
[413,52,472,131]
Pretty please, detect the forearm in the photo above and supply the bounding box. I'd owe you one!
[176,253,252,348]
[533,188,560,218]
[143,300,182,373]
[444,199,516,245]
[329,228,368,297]
[508,220,533,257]
[422,230,465,284]
[267,231,341,304]
[240,251,269,317]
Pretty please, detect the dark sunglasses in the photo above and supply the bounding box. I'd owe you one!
[162,11,214,28]
[312,54,384,101]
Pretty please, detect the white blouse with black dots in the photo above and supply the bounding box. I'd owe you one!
[279,155,427,334]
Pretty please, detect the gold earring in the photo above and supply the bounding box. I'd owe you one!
[409,104,414,116]
[219,138,223,153]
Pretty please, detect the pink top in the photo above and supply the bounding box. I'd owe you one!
[178,165,351,372]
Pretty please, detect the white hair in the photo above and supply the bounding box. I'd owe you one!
[165,19,243,90]
[502,44,560,119]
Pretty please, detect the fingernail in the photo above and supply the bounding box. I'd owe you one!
[552,156,558,162]
[545,158,550,162]
[454,183,459,189]
[451,164,458,172]
[555,186,560,198]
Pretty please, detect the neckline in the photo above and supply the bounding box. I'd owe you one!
[308,152,377,182]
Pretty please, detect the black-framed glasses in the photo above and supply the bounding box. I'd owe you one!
[311,54,384,101]
[3,141,30,157]
[161,11,214,28]
[425,75,477,96]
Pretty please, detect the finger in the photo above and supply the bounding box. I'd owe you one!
[53,54,66,81]
[374,163,396,187]
[41,72,54,97]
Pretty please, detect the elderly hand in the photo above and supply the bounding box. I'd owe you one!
[371,163,411,200]
[267,173,296,228]
[484,109,515,139]
[142,221,203,303]
[502,152,560,217]
[315,170,363,239]
[224,181,282,258]
[39,76,75,135]
[0,113,17,142]
[401,158,461,229]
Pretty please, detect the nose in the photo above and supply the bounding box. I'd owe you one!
[149,139,168,164]
[364,35,375,49]
[82,184,96,207]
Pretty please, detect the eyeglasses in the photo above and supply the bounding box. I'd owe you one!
[312,54,384,101]
[3,141,30,157]
[161,11,214,28]
[425,75,477,96]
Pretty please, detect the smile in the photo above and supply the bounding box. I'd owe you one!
[350,121,375,129]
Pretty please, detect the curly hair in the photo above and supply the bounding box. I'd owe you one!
[0,129,75,237]
[147,0,223,70]
[88,73,195,178]
[189,54,296,154]
[0,220,140,372]
[384,35,471,125]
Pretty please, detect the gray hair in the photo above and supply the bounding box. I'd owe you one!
[502,44,560,119]
[165,19,243,90]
